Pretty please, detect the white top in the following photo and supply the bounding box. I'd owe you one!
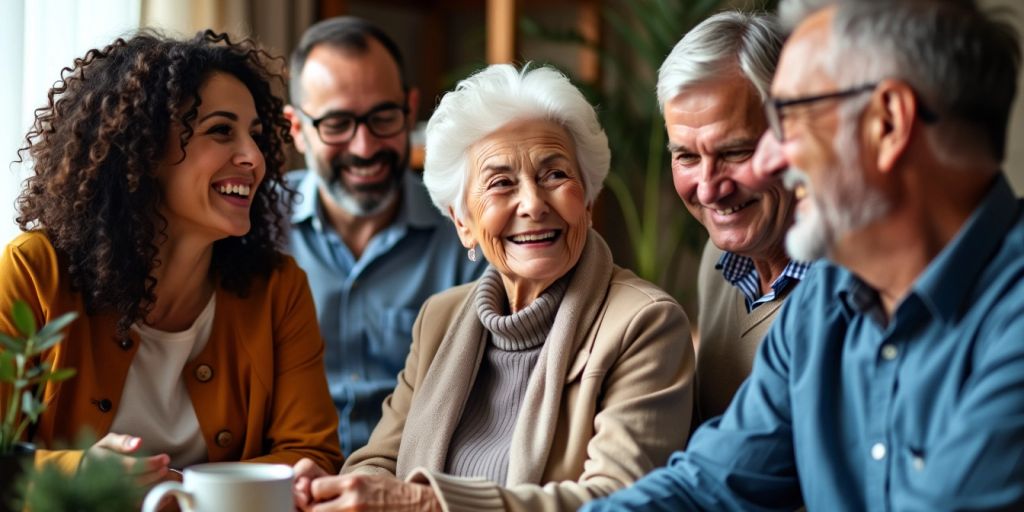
[109,294,216,468]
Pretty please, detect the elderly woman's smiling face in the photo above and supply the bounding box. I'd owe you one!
[453,117,590,309]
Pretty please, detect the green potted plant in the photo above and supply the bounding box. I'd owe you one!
[0,299,77,511]
[16,433,145,512]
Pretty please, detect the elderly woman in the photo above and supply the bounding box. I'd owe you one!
[292,64,694,511]
[0,30,342,480]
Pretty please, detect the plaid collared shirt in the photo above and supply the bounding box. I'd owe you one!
[716,252,811,313]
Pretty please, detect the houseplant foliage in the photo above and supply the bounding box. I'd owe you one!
[520,0,777,301]
[18,434,144,512]
[1,299,77,511]
[0,299,78,453]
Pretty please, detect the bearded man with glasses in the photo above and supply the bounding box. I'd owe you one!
[584,0,1024,510]
[283,17,487,457]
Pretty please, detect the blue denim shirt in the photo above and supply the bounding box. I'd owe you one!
[285,170,487,455]
[584,174,1024,511]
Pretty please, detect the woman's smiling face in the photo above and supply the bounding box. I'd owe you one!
[154,71,266,243]
[454,117,590,303]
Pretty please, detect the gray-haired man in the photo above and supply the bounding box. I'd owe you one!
[586,0,1024,509]
[658,11,806,428]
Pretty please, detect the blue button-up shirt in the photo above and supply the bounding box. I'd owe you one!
[286,170,487,455]
[717,252,811,312]
[584,174,1024,511]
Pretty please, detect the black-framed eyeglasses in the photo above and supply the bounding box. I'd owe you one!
[297,102,409,145]
[765,82,939,142]
[764,83,878,142]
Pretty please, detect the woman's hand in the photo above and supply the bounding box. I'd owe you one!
[298,473,441,512]
[82,432,170,486]
[292,457,330,509]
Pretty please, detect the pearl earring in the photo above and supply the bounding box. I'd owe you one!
[467,246,478,262]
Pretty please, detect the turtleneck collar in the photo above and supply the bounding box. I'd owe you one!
[473,267,569,351]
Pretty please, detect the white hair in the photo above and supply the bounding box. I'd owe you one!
[423,63,610,220]
[656,11,783,109]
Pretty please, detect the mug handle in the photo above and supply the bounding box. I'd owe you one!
[142,481,197,512]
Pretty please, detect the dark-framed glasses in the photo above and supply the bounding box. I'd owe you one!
[297,102,409,145]
[764,83,878,142]
[765,82,940,142]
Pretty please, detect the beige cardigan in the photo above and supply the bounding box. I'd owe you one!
[693,241,793,427]
[343,230,694,512]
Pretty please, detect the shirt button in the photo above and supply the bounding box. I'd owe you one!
[195,364,214,382]
[881,344,899,360]
[118,338,133,350]
[95,399,113,412]
[215,430,233,447]
[871,442,887,460]
[912,455,925,471]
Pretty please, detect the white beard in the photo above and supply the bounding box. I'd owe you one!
[783,110,891,262]
[785,169,830,262]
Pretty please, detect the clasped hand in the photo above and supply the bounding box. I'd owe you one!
[82,432,177,485]
[292,458,441,512]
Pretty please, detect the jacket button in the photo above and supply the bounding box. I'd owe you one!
[118,338,133,350]
[215,430,233,447]
[195,364,213,382]
[96,399,112,412]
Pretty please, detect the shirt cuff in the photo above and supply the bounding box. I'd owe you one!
[407,467,505,512]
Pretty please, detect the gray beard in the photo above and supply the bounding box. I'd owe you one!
[783,116,891,263]
[324,176,400,217]
[305,152,402,218]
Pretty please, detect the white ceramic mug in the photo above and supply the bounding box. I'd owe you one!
[142,462,294,512]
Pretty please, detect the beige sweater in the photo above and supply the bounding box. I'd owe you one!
[343,230,694,512]
[693,241,794,427]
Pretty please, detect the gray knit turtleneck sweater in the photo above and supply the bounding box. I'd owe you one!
[444,267,568,485]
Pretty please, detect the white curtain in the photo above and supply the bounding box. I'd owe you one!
[0,0,142,246]
[0,0,316,246]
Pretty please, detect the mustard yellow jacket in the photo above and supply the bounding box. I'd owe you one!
[0,232,342,473]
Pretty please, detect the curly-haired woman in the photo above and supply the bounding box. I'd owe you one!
[0,30,343,481]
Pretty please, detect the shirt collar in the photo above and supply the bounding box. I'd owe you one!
[716,251,755,284]
[399,172,446,230]
[289,169,320,225]
[836,173,1020,325]
[912,173,1019,322]
[716,251,811,306]
[288,169,445,232]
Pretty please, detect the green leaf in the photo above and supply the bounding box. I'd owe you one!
[32,333,66,354]
[0,352,14,381]
[603,6,657,66]
[25,365,45,379]
[11,300,37,338]
[34,311,78,345]
[48,368,76,382]
[0,332,23,352]
[21,390,41,422]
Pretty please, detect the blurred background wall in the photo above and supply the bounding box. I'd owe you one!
[2,0,1023,316]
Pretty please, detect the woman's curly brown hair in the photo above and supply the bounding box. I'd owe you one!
[16,29,294,334]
